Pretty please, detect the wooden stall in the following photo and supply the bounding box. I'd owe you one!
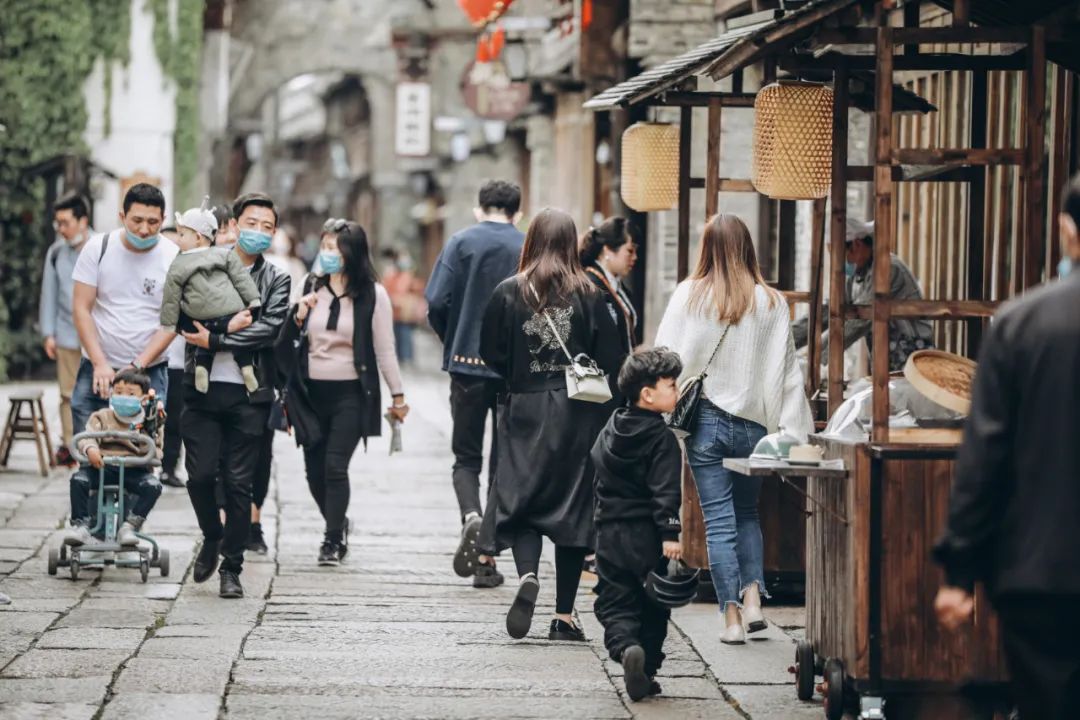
[586,0,1080,716]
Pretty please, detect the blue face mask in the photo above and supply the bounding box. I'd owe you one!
[1059,257,1074,278]
[125,229,160,250]
[237,229,273,255]
[319,251,343,275]
[110,394,143,419]
[844,261,857,278]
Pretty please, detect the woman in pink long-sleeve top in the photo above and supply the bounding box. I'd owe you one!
[277,221,409,566]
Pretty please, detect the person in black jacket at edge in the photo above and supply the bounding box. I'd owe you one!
[426,180,525,589]
[933,174,1080,719]
[592,348,684,702]
[180,193,290,599]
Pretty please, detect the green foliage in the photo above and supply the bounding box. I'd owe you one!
[88,0,133,136]
[0,0,96,380]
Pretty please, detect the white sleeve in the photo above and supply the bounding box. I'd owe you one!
[766,304,814,440]
[372,284,404,396]
[71,233,104,287]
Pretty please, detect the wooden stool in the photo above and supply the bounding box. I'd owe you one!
[0,390,55,476]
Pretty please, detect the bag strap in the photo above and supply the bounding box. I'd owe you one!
[540,308,576,366]
[699,323,732,378]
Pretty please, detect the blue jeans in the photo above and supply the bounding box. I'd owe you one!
[70,358,169,437]
[685,400,769,611]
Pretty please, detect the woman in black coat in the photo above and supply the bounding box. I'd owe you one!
[580,217,639,354]
[276,222,409,566]
[479,207,624,642]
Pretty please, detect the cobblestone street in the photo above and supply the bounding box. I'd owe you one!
[0,345,823,719]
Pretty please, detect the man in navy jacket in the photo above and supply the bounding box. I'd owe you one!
[426,180,523,589]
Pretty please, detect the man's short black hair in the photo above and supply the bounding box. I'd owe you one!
[1062,172,1080,229]
[54,192,90,220]
[232,192,278,225]
[123,183,166,215]
[478,180,521,217]
[617,347,683,405]
[113,368,151,394]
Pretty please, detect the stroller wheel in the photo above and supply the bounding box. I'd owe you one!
[158,549,170,577]
[48,547,59,575]
[69,557,80,581]
[139,557,149,583]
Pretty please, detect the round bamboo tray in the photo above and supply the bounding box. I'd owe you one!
[903,349,977,415]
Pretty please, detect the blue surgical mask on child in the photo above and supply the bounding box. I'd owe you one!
[110,395,143,419]
[237,229,273,255]
[125,229,160,250]
[319,251,343,274]
[844,261,857,278]
[1059,257,1074,278]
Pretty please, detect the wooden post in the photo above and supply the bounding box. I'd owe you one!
[952,0,969,26]
[828,69,850,416]
[706,98,722,219]
[807,197,828,398]
[1050,68,1074,275]
[1024,26,1048,290]
[778,201,797,289]
[872,27,895,443]
[967,70,988,356]
[678,106,693,280]
[903,0,921,56]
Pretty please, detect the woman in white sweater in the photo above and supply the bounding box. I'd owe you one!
[655,213,812,645]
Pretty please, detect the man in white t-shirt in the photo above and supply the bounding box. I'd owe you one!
[70,184,180,435]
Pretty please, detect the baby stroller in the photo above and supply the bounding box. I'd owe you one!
[47,428,169,582]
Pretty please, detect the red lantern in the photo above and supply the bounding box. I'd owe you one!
[457,0,513,28]
[476,34,492,64]
[489,26,505,60]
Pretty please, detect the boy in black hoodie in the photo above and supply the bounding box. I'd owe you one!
[591,347,684,702]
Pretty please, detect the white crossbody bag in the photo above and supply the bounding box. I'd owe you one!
[540,308,613,404]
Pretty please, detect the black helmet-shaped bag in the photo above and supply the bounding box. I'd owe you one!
[644,559,701,609]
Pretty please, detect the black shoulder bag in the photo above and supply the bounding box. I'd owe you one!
[667,324,730,438]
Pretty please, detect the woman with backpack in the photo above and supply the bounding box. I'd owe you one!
[655,213,811,645]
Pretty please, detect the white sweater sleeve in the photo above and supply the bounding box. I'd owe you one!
[373,284,404,396]
[763,304,814,439]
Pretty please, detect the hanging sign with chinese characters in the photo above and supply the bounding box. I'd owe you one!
[395,82,432,157]
[461,62,530,121]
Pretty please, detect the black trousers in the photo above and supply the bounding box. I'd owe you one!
[251,426,275,510]
[302,380,365,543]
[449,373,500,520]
[182,383,269,574]
[996,594,1080,720]
[162,368,185,475]
[511,529,589,615]
[593,522,669,675]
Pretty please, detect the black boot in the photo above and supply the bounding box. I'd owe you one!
[219,569,243,599]
[193,538,221,583]
[621,645,650,702]
[247,522,268,555]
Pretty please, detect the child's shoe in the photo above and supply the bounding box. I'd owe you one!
[63,524,93,547]
[195,366,210,393]
[621,645,651,701]
[117,516,144,546]
[241,365,259,393]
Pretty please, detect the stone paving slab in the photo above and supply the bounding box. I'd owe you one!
[0,676,111,703]
[99,693,220,720]
[0,701,99,720]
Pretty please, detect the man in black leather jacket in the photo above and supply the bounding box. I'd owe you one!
[934,175,1080,719]
[179,193,290,599]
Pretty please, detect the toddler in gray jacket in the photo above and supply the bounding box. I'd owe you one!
[161,203,261,393]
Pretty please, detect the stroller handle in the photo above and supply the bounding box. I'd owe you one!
[71,431,159,468]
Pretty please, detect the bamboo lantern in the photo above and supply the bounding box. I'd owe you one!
[621,122,680,212]
[752,81,833,200]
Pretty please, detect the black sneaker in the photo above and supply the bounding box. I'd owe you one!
[247,523,268,555]
[549,618,586,642]
[159,470,185,488]
[318,540,340,567]
[219,569,244,599]
[473,562,504,589]
[453,514,482,578]
[648,680,662,696]
[338,518,352,562]
[506,575,539,639]
[193,539,221,583]
[621,645,650,702]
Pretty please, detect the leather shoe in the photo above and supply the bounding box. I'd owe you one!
[219,569,243,599]
[193,539,221,583]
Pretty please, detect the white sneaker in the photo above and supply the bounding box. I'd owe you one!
[63,525,93,547]
[744,604,767,633]
[720,623,746,645]
[117,522,140,547]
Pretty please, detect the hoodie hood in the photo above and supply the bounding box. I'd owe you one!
[592,406,669,474]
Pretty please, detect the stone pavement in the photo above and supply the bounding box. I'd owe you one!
[0,356,829,719]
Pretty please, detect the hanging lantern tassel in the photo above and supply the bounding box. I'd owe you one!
[752,81,833,200]
[488,26,505,60]
[620,122,680,212]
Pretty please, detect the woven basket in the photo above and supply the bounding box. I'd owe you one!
[621,122,680,212]
[752,81,833,200]
[903,349,978,415]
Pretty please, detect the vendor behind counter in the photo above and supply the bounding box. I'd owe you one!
[793,218,933,372]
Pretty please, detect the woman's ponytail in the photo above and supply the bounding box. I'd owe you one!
[579,217,629,267]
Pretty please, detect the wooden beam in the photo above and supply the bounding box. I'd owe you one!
[677,106,692,281]
[807,197,828,398]
[781,290,811,304]
[705,98,722,219]
[828,68,850,416]
[778,53,1027,73]
[891,148,1024,166]
[688,177,757,192]
[872,25,894,443]
[892,27,1038,45]
[846,165,980,183]
[1024,26,1048,289]
[967,70,988,355]
[903,0,921,56]
[1050,67,1074,276]
[650,92,757,108]
[842,300,1000,320]
[778,201,796,290]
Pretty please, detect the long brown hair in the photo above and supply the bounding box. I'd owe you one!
[518,208,593,310]
[688,213,777,323]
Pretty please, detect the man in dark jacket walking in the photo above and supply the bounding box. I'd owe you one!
[934,175,1080,719]
[426,180,524,589]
